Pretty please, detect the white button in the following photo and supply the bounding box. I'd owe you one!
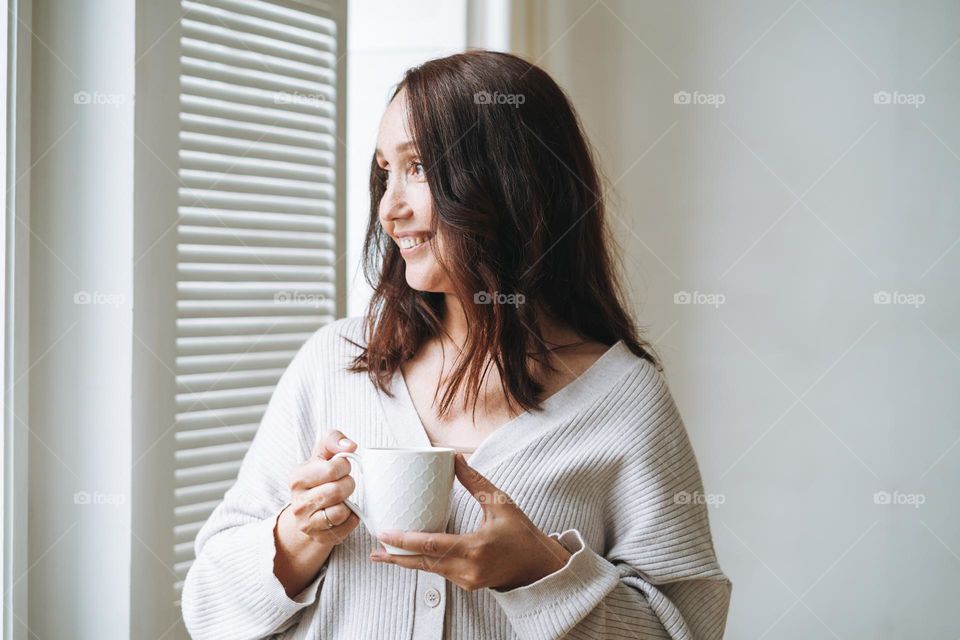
[424,587,441,607]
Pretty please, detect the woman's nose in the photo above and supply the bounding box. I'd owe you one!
[380,184,412,223]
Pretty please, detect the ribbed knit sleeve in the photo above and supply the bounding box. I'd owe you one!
[489,365,732,639]
[181,331,327,640]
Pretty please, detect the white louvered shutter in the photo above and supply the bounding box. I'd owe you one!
[173,0,345,599]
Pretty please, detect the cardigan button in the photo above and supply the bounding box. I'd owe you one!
[424,587,441,607]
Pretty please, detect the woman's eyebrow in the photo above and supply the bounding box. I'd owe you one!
[375,141,417,158]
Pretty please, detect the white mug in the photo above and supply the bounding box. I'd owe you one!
[331,447,455,555]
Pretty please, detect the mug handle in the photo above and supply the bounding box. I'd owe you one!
[330,451,373,534]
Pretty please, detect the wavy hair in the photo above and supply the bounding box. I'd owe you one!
[348,50,660,420]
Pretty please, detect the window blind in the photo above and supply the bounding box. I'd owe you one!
[173,0,343,600]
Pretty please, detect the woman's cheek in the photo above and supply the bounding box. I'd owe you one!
[411,187,433,218]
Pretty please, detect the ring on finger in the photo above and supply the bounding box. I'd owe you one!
[321,507,335,530]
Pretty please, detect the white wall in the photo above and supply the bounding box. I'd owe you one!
[524,1,960,637]
[28,1,135,637]
[345,0,469,316]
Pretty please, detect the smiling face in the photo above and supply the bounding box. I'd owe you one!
[375,91,453,294]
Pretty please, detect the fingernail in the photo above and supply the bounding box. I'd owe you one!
[377,530,397,542]
[339,437,353,448]
[369,553,382,561]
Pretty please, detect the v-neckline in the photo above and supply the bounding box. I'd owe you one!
[376,339,640,475]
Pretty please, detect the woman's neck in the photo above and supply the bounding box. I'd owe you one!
[438,294,586,353]
[440,294,469,347]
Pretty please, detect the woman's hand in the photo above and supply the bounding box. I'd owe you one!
[274,429,362,597]
[280,429,362,547]
[369,453,573,592]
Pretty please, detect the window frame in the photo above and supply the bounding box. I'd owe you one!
[3,0,31,637]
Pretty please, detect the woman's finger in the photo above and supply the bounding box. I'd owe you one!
[313,429,357,461]
[376,530,468,558]
[454,453,513,513]
[304,506,359,542]
[294,475,356,518]
[293,456,352,491]
[369,548,460,578]
[307,502,353,529]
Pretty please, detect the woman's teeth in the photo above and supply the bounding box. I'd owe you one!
[399,236,429,249]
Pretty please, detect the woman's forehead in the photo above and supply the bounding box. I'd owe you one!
[375,92,415,155]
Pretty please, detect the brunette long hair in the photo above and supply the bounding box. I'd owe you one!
[348,50,660,420]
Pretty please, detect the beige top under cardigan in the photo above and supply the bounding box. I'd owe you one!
[181,316,733,639]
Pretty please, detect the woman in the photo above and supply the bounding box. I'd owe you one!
[182,50,732,640]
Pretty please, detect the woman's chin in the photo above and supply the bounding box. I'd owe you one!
[404,270,446,293]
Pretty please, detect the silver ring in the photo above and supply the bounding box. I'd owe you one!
[321,507,335,530]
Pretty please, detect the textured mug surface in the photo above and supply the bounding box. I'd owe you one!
[332,447,455,555]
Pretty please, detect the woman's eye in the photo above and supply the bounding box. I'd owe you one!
[411,162,425,178]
